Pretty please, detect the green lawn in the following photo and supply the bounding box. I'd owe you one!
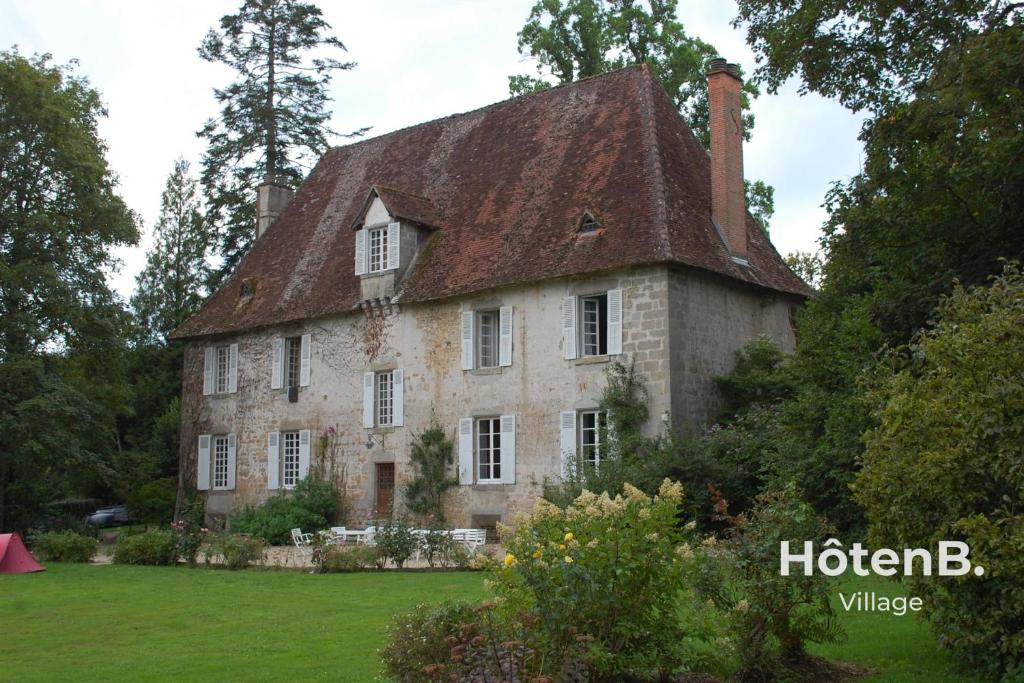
[0,564,981,682]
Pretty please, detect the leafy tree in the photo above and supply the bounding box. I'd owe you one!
[130,159,209,344]
[784,250,823,289]
[197,0,365,282]
[0,49,138,531]
[734,0,1021,113]
[511,0,774,227]
[854,264,1024,678]
[402,423,458,523]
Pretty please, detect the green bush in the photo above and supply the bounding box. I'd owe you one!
[694,485,844,680]
[402,424,458,523]
[126,477,177,526]
[380,601,478,680]
[854,265,1024,679]
[230,477,338,545]
[373,519,418,569]
[206,534,264,570]
[322,544,377,572]
[113,530,178,565]
[29,530,98,562]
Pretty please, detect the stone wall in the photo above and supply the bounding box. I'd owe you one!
[178,263,798,527]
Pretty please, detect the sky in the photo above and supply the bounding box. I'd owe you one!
[2,0,866,299]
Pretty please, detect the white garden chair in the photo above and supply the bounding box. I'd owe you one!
[291,528,313,557]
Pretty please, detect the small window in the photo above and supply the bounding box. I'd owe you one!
[477,417,502,483]
[580,294,609,356]
[368,227,388,273]
[376,370,394,426]
[579,410,607,467]
[579,212,601,233]
[285,336,301,389]
[215,345,231,393]
[282,431,301,489]
[212,435,230,490]
[477,310,499,369]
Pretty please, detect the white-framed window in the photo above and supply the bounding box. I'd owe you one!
[285,336,301,389]
[215,345,231,392]
[213,435,230,489]
[282,430,301,489]
[579,410,607,467]
[477,310,499,368]
[368,226,388,273]
[580,294,608,357]
[376,370,394,426]
[477,417,502,483]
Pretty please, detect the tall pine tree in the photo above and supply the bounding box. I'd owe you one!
[510,0,774,230]
[131,159,209,344]
[197,0,364,283]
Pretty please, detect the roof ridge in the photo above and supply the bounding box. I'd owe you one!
[328,64,649,156]
[635,65,672,259]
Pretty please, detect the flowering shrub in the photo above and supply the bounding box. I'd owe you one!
[171,499,208,565]
[494,479,696,679]
[373,519,418,569]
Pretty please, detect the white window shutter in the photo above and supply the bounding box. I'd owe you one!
[354,229,367,276]
[392,369,405,426]
[362,372,375,428]
[607,288,623,355]
[298,429,311,481]
[500,414,516,484]
[562,296,578,360]
[228,343,239,393]
[387,222,400,270]
[458,417,474,485]
[560,411,577,479]
[299,334,311,387]
[197,435,211,491]
[226,433,237,490]
[460,311,474,370]
[499,306,513,367]
[267,432,280,490]
[270,338,283,389]
[203,347,214,395]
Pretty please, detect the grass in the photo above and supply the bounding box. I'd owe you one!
[0,564,983,682]
[811,574,984,683]
[0,564,485,682]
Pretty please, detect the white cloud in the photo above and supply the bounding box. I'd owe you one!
[1,0,865,298]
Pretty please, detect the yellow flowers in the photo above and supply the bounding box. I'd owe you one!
[564,532,574,543]
[564,555,574,564]
[558,543,566,550]
[503,553,516,568]
[532,548,543,559]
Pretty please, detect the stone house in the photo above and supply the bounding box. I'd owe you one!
[170,61,809,530]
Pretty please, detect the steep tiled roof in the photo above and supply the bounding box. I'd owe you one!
[172,64,809,340]
[354,186,442,229]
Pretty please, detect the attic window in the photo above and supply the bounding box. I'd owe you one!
[240,278,257,298]
[578,212,601,234]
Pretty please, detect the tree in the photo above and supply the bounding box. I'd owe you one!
[0,49,138,530]
[733,0,1021,114]
[783,250,823,290]
[511,0,773,226]
[130,159,209,345]
[197,0,365,282]
[854,265,1024,677]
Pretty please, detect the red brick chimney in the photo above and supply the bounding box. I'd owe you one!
[707,58,747,261]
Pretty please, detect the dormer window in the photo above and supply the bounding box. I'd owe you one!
[368,226,389,273]
[579,211,601,234]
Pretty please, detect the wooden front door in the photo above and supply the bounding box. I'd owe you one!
[375,463,395,515]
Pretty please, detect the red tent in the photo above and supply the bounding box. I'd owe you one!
[0,533,45,573]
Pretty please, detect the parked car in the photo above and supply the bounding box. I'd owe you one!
[86,505,130,527]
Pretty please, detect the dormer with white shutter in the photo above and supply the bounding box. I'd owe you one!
[352,186,439,307]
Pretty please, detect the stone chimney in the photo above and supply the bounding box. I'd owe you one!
[706,58,747,262]
[256,175,294,239]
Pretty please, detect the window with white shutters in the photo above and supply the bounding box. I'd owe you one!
[285,336,301,389]
[213,435,230,489]
[572,289,623,358]
[477,417,502,483]
[215,345,231,392]
[376,370,394,426]
[477,310,498,368]
[368,227,388,273]
[580,294,608,356]
[282,431,301,489]
[579,410,607,467]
